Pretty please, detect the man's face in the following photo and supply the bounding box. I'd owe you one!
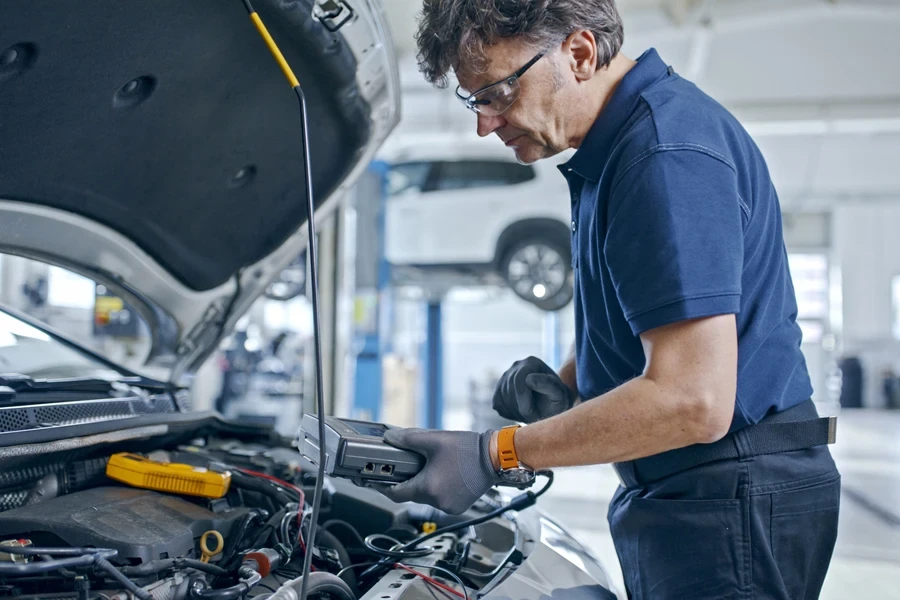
[456,38,572,164]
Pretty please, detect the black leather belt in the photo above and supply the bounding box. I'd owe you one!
[613,399,837,488]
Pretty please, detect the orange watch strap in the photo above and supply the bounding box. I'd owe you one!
[497,425,521,470]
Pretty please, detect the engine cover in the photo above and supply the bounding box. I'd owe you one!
[0,487,247,564]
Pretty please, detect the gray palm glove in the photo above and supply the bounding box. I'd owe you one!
[492,356,575,424]
[374,428,501,515]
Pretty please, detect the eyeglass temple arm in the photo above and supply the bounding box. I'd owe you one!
[514,51,546,78]
[455,49,546,105]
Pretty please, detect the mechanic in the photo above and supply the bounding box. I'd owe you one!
[375,1,841,598]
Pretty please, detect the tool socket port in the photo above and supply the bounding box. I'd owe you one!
[364,463,375,473]
[380,464,394,475]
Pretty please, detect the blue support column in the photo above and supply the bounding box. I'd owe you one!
[351,161,391,421]
[543,310,561,370]
[422,300,443,430]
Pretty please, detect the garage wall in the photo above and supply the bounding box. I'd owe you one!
[390,201,899,417]
[833,202,900,408]
[442,292,576,407]
[390,291,575,418]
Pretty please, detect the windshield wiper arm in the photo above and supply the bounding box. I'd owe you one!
[0,374,168,402]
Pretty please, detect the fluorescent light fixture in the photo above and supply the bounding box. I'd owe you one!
[745,117,900,137]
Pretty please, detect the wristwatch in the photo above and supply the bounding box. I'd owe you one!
[495,425,536,488]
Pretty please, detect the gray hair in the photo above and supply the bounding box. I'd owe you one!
[415,0,625,88]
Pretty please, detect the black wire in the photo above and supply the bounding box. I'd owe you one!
[218,510,260,569]
[249,511,284,551]
[241,0,253,13]
[533,470,555,498]
[363,534,434,559]
[95,557,153,600]
[321,519,367,549]
[120,558,229,578]
[357,473,557,583]
[399,563,470,600]
[336,561,381,580]
[253,582,278,593]
[405,472,555,551]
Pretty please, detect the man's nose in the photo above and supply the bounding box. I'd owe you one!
[477,113,506,137]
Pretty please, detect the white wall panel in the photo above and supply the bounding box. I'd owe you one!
[816,134,900,195]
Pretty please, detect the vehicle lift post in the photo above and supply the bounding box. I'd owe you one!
[543,310,562,370]
[422,297,443,430]
[350,161,392,422]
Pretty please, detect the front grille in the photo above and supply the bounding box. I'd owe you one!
[0,395,178,434]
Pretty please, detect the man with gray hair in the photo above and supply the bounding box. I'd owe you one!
[376,2,840,598]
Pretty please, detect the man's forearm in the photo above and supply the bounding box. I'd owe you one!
[557,356,578,398]
[508,376,725,470]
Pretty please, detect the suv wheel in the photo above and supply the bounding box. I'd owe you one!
[499,238,574,311]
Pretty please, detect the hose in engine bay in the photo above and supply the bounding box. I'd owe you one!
[357,472,555,583]
[187,565,262,600]
[0,546,153,600]
[262,572,355,600]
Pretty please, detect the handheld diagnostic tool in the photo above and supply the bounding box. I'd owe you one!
[299,415,425,487]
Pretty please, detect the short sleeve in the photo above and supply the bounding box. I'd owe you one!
[605,148,744,336]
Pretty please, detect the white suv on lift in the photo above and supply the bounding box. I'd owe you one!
[380,134,576,311]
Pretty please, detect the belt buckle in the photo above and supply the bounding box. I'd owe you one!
[827,416,838,444]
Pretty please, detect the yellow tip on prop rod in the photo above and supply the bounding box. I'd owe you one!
[249,11,300,88]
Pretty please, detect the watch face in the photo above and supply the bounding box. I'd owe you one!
[499,468,535,487]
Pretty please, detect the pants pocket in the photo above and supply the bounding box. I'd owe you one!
[610,495,746,600]
[769,474,841,600]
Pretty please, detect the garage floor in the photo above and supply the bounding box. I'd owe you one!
[530,409,900,598]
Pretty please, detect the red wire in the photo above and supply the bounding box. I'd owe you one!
[394,564,465,599]
[238,468,305,507]
[237,468,317,570]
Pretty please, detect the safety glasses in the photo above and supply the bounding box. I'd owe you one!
[454,50,546,116]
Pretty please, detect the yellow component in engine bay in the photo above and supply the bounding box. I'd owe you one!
[106,453,231,499]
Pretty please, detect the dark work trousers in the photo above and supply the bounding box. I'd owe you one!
[608,441,840,599]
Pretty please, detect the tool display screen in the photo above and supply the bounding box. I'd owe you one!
[345,421,388,437]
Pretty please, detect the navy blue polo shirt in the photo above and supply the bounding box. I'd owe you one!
[560,48,812,432]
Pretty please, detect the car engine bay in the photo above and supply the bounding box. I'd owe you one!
[0,419,552,600]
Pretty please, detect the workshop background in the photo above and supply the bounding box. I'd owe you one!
[2,0,898,597]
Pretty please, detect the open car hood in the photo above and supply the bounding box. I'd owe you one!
[0,0,400,382]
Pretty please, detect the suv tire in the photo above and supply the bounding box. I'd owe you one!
[498,236,574,311]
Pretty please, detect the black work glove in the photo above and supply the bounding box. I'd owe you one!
[373,428,501,515]
[492,356,575,424]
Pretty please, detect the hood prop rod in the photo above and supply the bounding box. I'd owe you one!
[240,3,328,600]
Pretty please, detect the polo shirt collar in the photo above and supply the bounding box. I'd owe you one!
[561,48,671,182]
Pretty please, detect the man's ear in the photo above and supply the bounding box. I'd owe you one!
[564,30,599,81]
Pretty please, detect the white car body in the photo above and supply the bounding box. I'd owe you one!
[381,134,574,266]
[378,134,577,310]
